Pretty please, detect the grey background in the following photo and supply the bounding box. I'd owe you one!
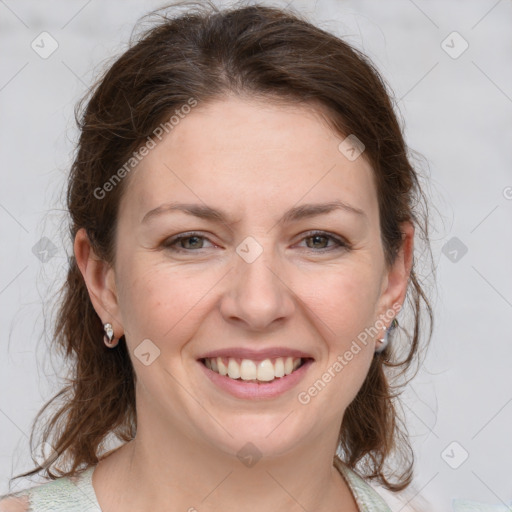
[1,1,511,511]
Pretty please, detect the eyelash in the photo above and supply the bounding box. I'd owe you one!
[162,230,350,253]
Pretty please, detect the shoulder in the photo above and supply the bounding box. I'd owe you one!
[0,467,101,512]
[335,460,426,512]
[335,459,392,512]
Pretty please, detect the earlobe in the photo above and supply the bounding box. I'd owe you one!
[73,228,123,338]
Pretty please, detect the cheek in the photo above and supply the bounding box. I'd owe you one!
[298,265,379,400]
[115,258,219,344]
[115,244,382,355]
[301,263,381,343]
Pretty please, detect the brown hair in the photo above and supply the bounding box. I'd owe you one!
[11,0,435,494]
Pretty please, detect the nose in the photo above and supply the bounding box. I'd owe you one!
[219,240,295,332]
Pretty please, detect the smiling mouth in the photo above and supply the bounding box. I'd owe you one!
[199,356,311,383]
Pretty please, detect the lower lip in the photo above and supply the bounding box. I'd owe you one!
[198,359,314,399]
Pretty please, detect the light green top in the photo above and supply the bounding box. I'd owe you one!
[1,462,391,511]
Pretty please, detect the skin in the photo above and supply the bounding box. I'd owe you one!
[74,95,414,512]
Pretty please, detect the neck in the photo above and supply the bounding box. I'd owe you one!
[94,409,358,512]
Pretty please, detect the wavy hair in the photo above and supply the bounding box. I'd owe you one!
[10,0,435,495]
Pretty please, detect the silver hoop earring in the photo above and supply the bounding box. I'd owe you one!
[103,322,118,348]
[375,318,398,354]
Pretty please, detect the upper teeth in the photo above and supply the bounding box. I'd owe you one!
[204,357,302,382]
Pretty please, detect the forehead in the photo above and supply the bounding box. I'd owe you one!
[120,96,378,225]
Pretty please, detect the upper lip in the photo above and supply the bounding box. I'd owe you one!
[198,347,314,361]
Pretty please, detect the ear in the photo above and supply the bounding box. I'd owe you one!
[376,221,415,327]
[74,228,124,339]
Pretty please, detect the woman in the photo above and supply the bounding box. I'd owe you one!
[0,2,435,511]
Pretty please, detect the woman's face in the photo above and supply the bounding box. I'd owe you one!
[89,96,412,459]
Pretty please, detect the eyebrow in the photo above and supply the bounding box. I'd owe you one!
[141,200,367,226]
